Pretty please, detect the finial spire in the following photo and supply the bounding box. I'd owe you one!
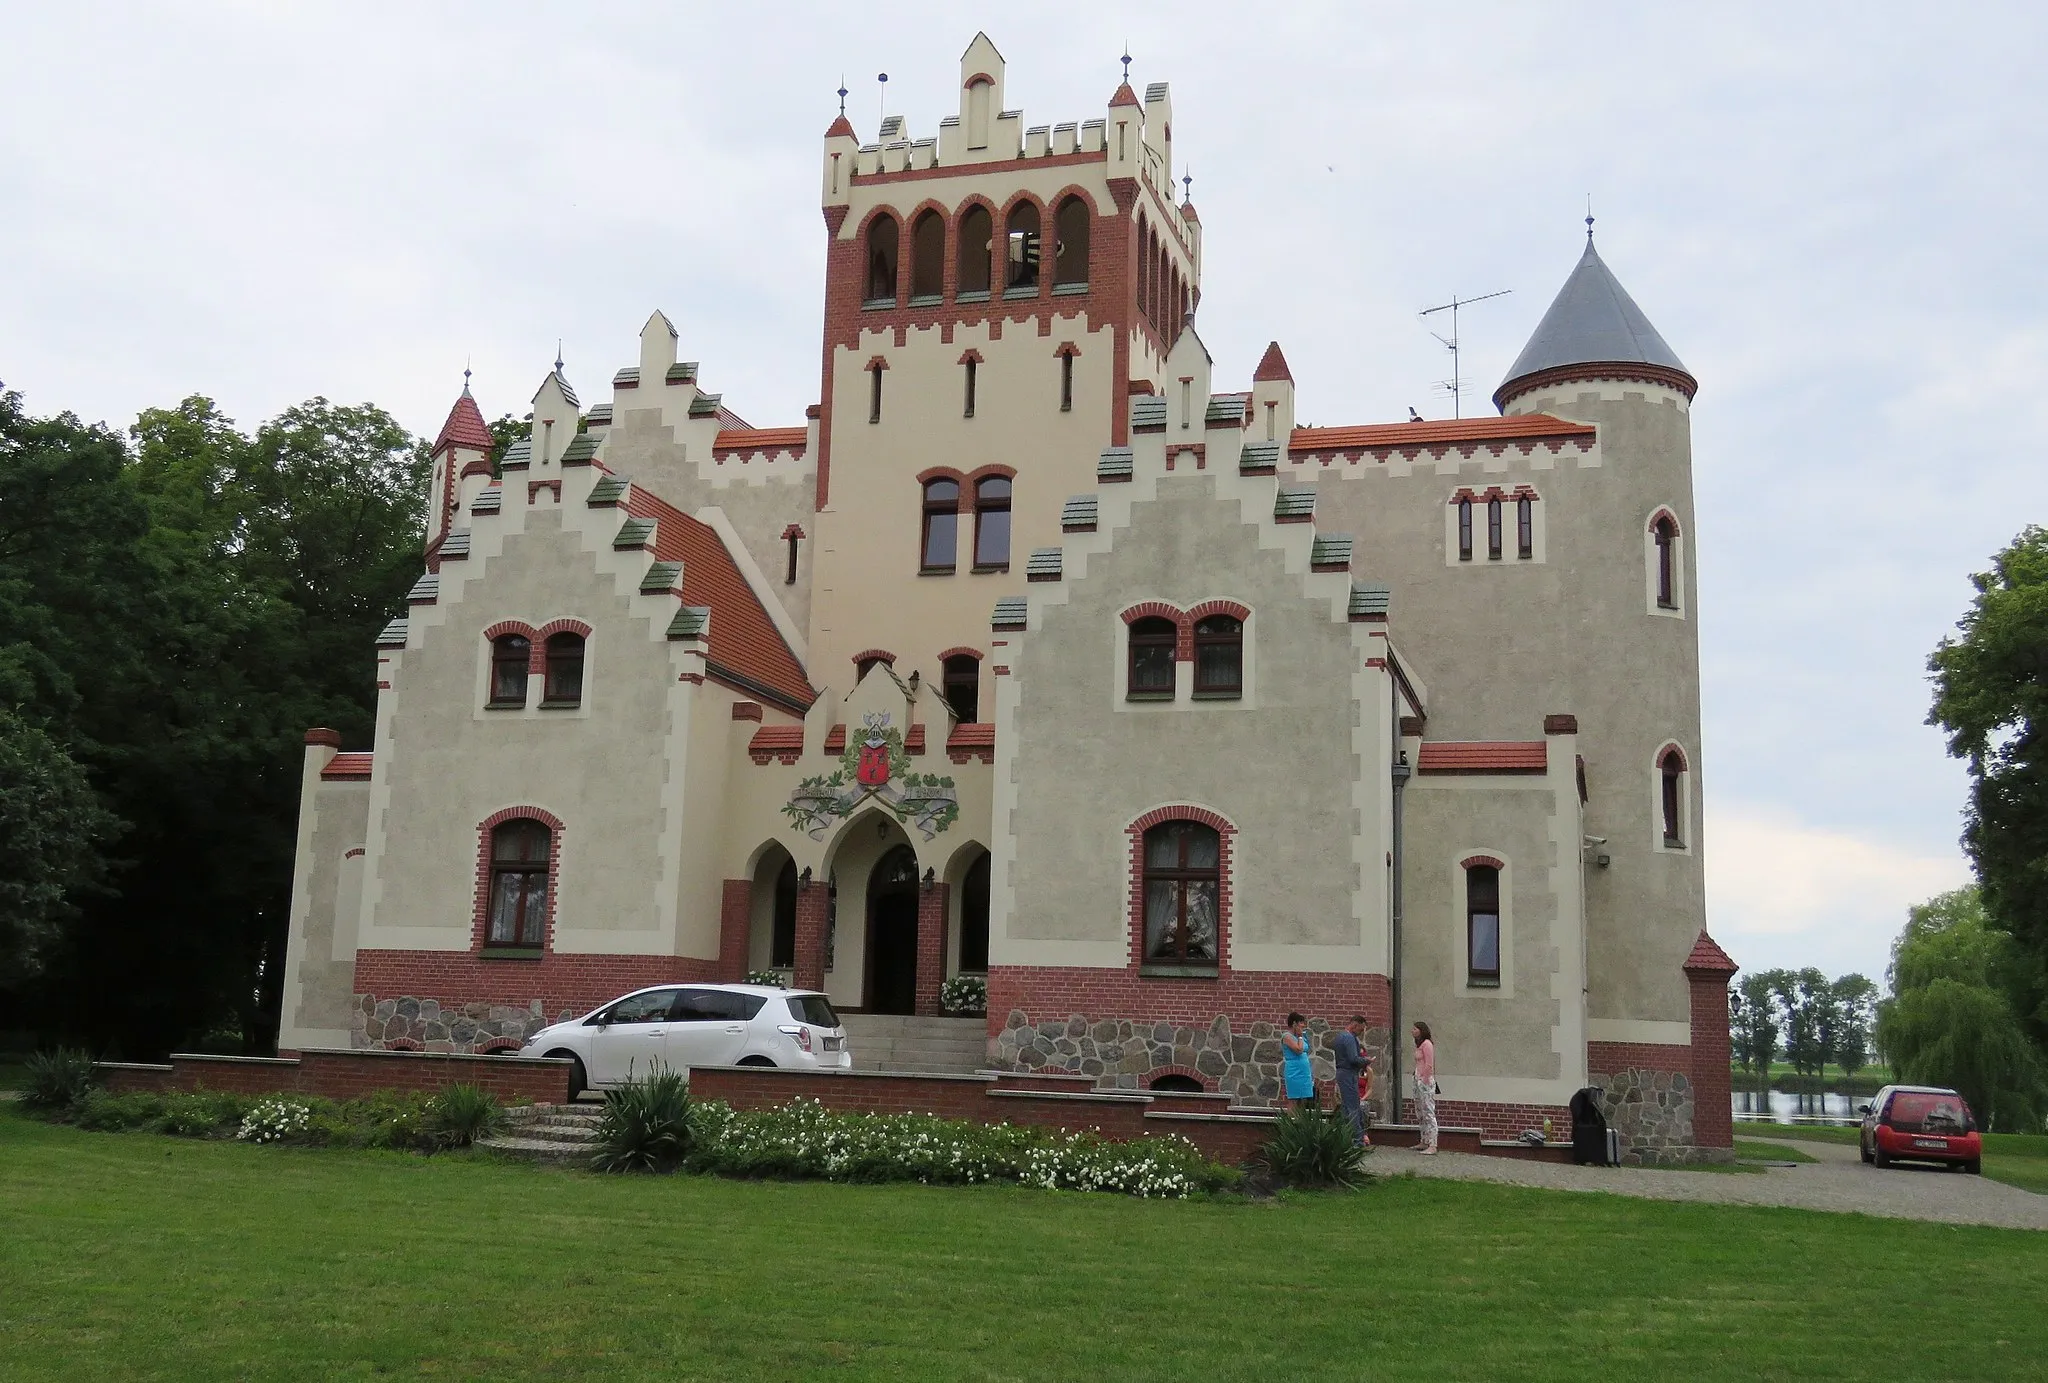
[554,340,564,374]
[837,77,847,116]
[462,358,472,395]
[1585,194,1595,242]
[1182,169,1192,203]
[1120,49,1131,83]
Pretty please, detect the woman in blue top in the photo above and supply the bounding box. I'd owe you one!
[1280,1012,1316,1109]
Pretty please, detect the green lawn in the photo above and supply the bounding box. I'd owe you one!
[2,1109,2045,1381]
[1739,1124,2048,1194]
[1733,1138,1816,1163]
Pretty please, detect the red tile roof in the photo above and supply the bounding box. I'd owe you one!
[1109,82,1142,108]
[1252,341,1293,384]
[1416,741,1547,774]
[321,752,374,781]
[1683,931,1738,975]
[748,725,805,754]
[825,115,856,140]
[947,722,996,749]
[714,427,808,454]
[1290,414,1594,452]
[622,489,816,713]
[431,390,493,456]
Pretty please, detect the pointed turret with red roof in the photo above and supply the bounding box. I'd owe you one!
[425,375,493,556]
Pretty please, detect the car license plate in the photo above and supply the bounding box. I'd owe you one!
[822,1036,842,1053]
[1913,1138,1947,1150]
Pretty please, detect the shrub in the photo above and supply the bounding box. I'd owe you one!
[20,1048,97,1113]
[743,969,789,988]
[72,1090,166,1131]
[157,1091,252,1137]
[938,974,987,1016]
[1260,1104,1369,1188]
[237,1099,313,1144]
[591,1066,694,1173]
[429,1083,505,1149]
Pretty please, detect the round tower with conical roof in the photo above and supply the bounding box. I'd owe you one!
[1496,230,1705,1051]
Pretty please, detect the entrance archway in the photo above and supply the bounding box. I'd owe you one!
[865,844,920,1015]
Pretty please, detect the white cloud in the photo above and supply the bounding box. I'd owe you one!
[1705,802,1970,982]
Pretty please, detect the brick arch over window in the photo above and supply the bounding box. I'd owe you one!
[1187,599,1250,624]
[1125,805,1238,974]
[1647,507,1683,536]
[472,807,565,953]
[954,195,999,296]
[483,619,539,642]
[937,646,984,663]
[1120,601,1199,661]
[1145,1065,1215,1093]
[851,649,897,670]
[537,618,592,641]
[1655,742,1689,772]
[1460,854,1505,871]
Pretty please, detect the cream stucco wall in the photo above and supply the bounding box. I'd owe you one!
[278,766,370,1049]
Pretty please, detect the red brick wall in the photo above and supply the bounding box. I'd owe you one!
[794,882,829,992]
[1409,1096,1574,1141]
[1688,973,1735,1149]
[987,966,1392,1030]
[97,1050,572,1104]
[717,879,752,983]
[915,882,948,1016]
[354,950,717,1022]
[1586,1041,1692,1077]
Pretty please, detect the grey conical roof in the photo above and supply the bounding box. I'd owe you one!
[1496,237,1692,407]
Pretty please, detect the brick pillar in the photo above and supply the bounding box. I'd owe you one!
[794,881,830,993]
[915,881,949,1016]
[1683,930,1739,1150]
[717,879,752,982]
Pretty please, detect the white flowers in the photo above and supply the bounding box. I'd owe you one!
[236,1099,312,1144]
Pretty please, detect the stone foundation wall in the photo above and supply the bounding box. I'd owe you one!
[1591,1065,1725,1165]
[354,995,583,1052]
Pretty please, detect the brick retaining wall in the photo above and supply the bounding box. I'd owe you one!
[96,1048,572,1105]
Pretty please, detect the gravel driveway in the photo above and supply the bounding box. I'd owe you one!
[1369,1137,2047,1231]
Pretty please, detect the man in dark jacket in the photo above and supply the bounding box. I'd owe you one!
[1333,1015,1372,1146]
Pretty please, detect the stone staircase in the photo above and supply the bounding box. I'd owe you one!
[841,1015,988,1074]
[480,1100,604,1164]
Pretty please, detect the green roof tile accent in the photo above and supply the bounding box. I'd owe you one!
[991,597,1028,630]
[615,517,657,550]
[1348,583,1392,620]
[375,616,409,647]
[1129,395,1167,430]
[1274,486,1317,521]
[586,475,629,506]
[1310,533,1354,569]
[585,404,613,427]
[405,573,439,603]
[1025,547,1063,581]
[1205,395,1247,426]
[552,372,580,409]
[500,438,532,470]
[665,362,699,384]
[438,530,471,559]
[1239,441,1281,473]
[666,605,711,640]
[640,560,683,594]
[612,367,640,387]
[470,486,502,514]
[1061,495,1098,530]
[688,392,723,418]
[560,434,600,465]
[1097,446,1134,481]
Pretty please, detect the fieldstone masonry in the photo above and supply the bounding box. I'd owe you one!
[1593,1065,1719,1165]
[353,994,577,1052]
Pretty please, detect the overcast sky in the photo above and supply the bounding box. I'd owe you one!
[7,4,2039,987]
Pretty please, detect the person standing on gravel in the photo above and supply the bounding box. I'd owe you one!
[1333,1015,1372,1146]
[1412,1021,1438,1154]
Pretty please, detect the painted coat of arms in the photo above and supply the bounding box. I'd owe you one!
[782,712,960,840]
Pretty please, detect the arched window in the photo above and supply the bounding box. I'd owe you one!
[1465,862,1501,986]
[865,215,899,304]
[920,478,959,571]
[1142,820,1219,969]
[855,654,890,682]
[1127,616,1177,699]
[1005,202,1040,292]
[1660,748,1687,847]
[543,632,584,706]
[1487,496,1503,561]
[1518,496,1534,560]
[957,204,993,297]
[910,210,944,301]
[1054,196,1090,287]
[1150,1072,1203,1093]
[1137,216,1153,324]
[1457,498,1474,562]
[490,634,531,707]
[958,850,990,972]
[1192,614,1242,697]
[972,475,1011,570]
[487,819,551,949]
[1653,514,1679,609]
[943,654,980,723]
[965,78,991,149]
[771,856,798,969]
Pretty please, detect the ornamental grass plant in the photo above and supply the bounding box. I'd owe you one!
[1260,1103,1369,1188]
[428,1083,505,1149]
[19,1048,97,1113]
[590,1065,695,1173]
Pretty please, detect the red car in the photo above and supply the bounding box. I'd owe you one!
[1860,1085,1982,1173]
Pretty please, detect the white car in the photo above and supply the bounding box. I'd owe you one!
[518,984,851,1098]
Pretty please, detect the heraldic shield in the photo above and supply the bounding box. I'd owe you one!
[857,728,891,788]
[782,711,961,840]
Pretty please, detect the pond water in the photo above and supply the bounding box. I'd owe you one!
[1731,1088,1862,1125]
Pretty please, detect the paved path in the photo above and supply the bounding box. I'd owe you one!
[1368,1137,2047,1231]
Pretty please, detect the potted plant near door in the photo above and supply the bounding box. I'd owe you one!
[939,974,987,1017]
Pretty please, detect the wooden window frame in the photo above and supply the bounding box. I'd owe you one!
[972,475,1011,572]
[1126,616,1177,700]
[920,478,960,572]
[485,818,552,951]
[1140,820,1222,973]
[1191,614,1242,698]
[489,634,531,708]
[1465,861,1501,987]
[541,632,584,708]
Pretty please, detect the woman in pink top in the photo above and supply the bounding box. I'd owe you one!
[1412,1021,1438,1154]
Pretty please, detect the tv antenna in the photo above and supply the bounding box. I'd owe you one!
[1419,289,1510,419]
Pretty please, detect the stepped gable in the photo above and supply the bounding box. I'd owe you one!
[431,388,493,456]
[1290,414,1593,452]
[620,487,815,712]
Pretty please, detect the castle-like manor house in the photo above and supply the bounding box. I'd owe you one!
[280,36,1737,1156]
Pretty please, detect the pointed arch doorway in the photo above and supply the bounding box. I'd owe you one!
[865,844,921,1015]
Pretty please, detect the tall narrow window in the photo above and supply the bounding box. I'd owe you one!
[1466,863,1501,985]
[1517,496,1534,560]
[785,529,800,584]
[963,358,977,418]
[1457,498,1473,562]
[490,634,531,707]
[1053,195,1090,286]
[868,363,883,424]
[958,851,991,972]
[1142,821,1219,970]
[1653,514,1679,609]
[542,632,584,707]
[965,78,991,149]
[864,215,898,304]
[943,654,980,722]
[1192,614,1242,697]
[771,857,798,969]
[1127,616,1176,698]
[1060,354,1074,412]
[920,479,959,571]
[1660,748,1687,847]
[1005,202,1040,291]
[1487,497,1503,561]
[973,476,1011,569]
[909,210,944,301]
[957,205,993,297]
[487,819,551,949]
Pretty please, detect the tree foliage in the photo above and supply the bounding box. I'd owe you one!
[1729,972,1780,1096]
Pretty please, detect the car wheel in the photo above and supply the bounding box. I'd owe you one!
[1966,1158,1982,1175]
[547,1051,586,1102]
[1873,1144,1891,1169]
[737,1055,776,1068]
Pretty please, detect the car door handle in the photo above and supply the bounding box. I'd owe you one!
[723,1024,744,1034]
[647,1026,666,1037]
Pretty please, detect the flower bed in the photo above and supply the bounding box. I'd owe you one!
[679,1097,1237,1198]
[54,1085,507,1151]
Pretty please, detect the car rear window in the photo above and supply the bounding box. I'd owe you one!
[786,994,840,1028]
[1885,1092,1971,1133]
